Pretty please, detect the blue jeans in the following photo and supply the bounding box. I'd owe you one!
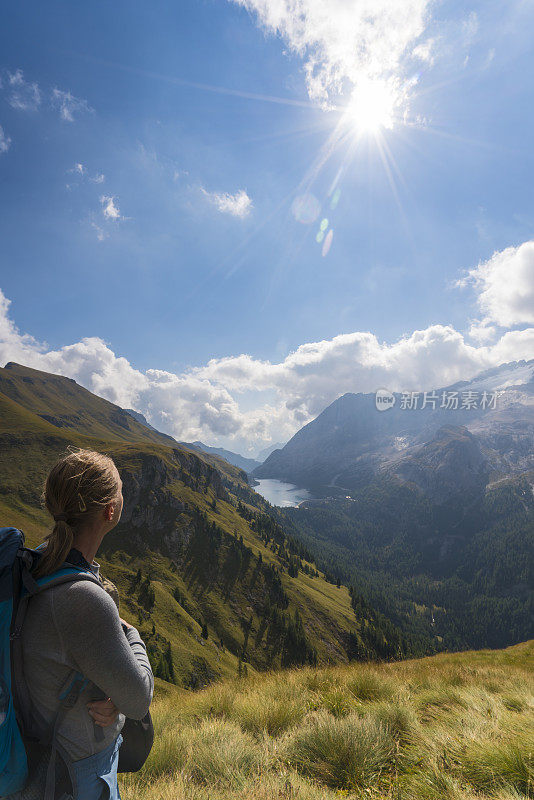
[71,734,123,800]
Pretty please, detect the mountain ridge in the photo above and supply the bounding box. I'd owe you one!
[254,358,534,498]
[182,440,261,474]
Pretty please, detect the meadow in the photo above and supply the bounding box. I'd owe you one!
[120,639,533,800]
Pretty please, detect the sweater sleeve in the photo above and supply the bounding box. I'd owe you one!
[51,579,154,720]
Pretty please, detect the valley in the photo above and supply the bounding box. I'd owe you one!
[1,358,532,686]
[0,361,412,688]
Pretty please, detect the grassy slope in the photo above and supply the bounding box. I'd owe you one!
[0,362,176,446]
[0,363,360,685]
[120,639,534,800]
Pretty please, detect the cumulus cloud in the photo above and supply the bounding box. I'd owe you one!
[51,88,93,122]
[0,290,45,361]
[193,324,534,421]
[0,125,11,153]
[201,187,253,218]
[230,0,432,107]
[6,69,41,111]
[100,195,122,220]
[457,240,534,331]
[93,196,125,239]
[0,287,265,443]
[91,196,124,240]
[1,243,533,452]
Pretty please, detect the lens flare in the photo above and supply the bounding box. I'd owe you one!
[330,188,341,209]
[291,193,321,224]
[322,228,333,257]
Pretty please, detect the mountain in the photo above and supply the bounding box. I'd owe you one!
[249,360,534,653]
[383,424,491,503]
[124,408,176,443]
[182,440,261,473]
[0,362,418,688]
[124,407,261,476]
[254,359,534,499]
[0,363,178,448]
[256,441,286,463]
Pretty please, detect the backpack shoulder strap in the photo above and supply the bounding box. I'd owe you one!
[11,559,102,642]
[11,556,105,800]
[11,556,102,736]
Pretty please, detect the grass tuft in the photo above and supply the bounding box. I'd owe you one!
[345,669,395,702]
[282,709,396,789]
[460,739,534,796]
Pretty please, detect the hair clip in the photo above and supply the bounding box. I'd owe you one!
[78,492,87,512]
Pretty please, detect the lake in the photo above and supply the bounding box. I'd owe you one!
[252,478,312,507]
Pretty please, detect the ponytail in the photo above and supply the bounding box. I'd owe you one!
[34,448,120,578]
[36,520,74,578]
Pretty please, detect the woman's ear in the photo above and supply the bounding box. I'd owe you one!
[104,503,114,522]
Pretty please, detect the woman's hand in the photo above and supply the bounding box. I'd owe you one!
[87,698,119,727]
[119,616,133,630]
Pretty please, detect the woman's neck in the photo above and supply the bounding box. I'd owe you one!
[72,524,106,565]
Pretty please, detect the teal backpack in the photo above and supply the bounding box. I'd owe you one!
[0,527,101,798]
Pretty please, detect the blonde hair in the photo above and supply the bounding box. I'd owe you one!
[35,448,120,578]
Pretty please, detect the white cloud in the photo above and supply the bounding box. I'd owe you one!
[0,290,45,360]
[412,38,435,66]
[69,163,105,184]
[100,195,122,221]
[1,71,91,121]
[467,320,497,344]
[51,88,93,122]
[201,188,253,218]
[230,0,432,107]
[91,222,107,242]
[1,243,533,452]
[6,69,41,111]
[0,287,264,442]
[457,240,534,329]
[191,324,534,422]
[0,126,11,153]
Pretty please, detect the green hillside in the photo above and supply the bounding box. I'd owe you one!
[0,362,411,687]
[119,639,534,800]
[281,474,534,654]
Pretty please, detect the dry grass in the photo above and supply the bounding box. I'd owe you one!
[119,640,534,800]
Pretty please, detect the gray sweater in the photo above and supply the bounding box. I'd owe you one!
[21,564,154,761]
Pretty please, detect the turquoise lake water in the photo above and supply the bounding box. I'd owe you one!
[252,478,312,507]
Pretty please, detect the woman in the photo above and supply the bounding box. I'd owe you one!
[18,448,153,800]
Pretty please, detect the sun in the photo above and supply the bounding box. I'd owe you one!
[344,79,397,134]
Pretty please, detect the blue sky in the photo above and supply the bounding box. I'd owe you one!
[1,0,533,455]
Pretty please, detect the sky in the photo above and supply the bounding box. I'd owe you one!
[1,0,534,457]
